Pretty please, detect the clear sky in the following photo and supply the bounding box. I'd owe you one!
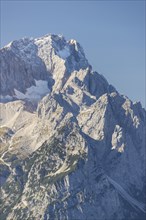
[1,0,145,107]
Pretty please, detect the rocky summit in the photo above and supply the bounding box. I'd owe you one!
[0,34,145,220]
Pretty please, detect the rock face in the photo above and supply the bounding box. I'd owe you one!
[0,34,145,220]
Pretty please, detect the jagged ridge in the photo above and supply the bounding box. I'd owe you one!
[0,34,145,220]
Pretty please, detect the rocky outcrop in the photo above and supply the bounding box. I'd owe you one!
[0,34,145,220]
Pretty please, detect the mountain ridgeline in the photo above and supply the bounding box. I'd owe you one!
[0,34,145,220]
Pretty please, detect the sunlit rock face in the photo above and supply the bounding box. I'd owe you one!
[0,34,146,220]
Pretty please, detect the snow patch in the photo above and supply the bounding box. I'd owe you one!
[14,80,50,102]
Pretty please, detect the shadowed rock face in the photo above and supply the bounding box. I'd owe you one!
[0,34,146,220]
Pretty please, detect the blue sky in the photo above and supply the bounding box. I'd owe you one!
[1,0,145,106]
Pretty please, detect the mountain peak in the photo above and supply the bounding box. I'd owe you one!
[0,34,146,220]
[0,34,89,102]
